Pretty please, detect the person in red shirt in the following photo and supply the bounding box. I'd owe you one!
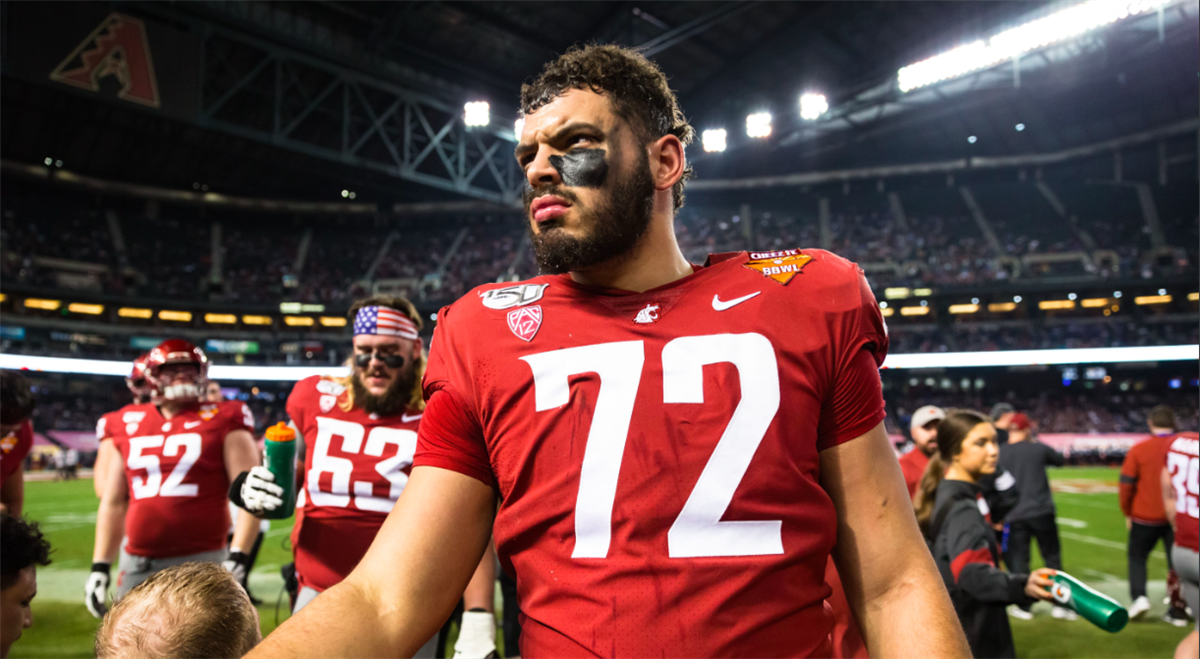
[93,354,153,499]
[1162,431,1198,658]
[0,371,37,518]
[85,340,262,619]
[1120,405,1189,623]
[238,296,498,658]
[900,405,944,499]
[250,44,966,659]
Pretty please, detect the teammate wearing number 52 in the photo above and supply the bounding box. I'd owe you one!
[237,296,498,658]
[86,339,262,618]
[250,44,967,658]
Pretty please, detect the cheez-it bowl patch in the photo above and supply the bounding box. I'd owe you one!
[744,249,813,284]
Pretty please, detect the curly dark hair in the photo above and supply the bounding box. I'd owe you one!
[0,370,36,426]
[1,513,52,589]
[520,44,695,211]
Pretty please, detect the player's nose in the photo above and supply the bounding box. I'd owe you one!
[525,148,562,188]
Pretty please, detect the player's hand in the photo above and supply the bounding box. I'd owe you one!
[1025,568,1058,601]
[452,609,498,659]
[223,551,253,585]
[85,562,111,619]
[240,466,284,514]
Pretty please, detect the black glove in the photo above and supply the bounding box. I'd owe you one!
[222,551,253,587]
[85,562,111,619]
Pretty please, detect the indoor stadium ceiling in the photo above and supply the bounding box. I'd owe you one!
[1,1,1196,204]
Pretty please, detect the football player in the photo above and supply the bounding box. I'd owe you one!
[1163,431,1199,659]
[0,371,37,518]
[237,296,497,658]
[250,44,967,658]
[93,355,153,499]
[85,339,262,618]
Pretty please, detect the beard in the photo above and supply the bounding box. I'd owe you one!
[525,155,655,275]
[352,366,416,416]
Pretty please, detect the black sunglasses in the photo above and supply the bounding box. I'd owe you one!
[353,352,406,369]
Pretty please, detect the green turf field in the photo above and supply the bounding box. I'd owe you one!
[9,468,1192,658]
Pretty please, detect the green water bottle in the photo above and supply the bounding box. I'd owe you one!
[261,422,297,520]
[1050,572,1129,633]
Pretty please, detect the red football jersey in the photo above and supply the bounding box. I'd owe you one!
[415,249,889,657]
[0,420,34,485]
[96,407,132,444]
[113,400,254,558]
[287,375,423,592]
[1165,432,1199,552]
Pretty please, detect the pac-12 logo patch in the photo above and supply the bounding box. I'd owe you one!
[507,306,543,342]
[319,395,337,413]
[744,249,813,285]
[481,284,548,310]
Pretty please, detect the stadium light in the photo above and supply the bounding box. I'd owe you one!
[968,136,978,144]
[1135,294,1172,305]
[284,316,315,327]
[204,313,237,324]
[746,113,772,138]
[319,317,347,327]
[514,117,525,139]
[884,287,911,299]
[1015,123,1026,131]
[241,315,272,325]
[1190,292,1199,301]
[900,306,930,316]
[949,304,979,314]
[0,294,6,303]
[881,307,895,317]
[464,101,490,127]
[1081,298,1109,308]
[118,307,152,319]
[159,310,193,322]
[24,298,61,310]
[988,302,1017,312]
[67,303,104,315]
[701,129,727,153]
[898,0,1170,93]
[799,93,828,121]
[1039,300,1076,310]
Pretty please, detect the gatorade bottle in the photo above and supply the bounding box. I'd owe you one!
[1050,572,1129,633]
[261,422,297,520]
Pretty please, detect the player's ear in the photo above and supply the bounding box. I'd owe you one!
[648,133,685,193]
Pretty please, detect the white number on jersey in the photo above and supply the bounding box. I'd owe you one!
[1167,453,1200,518]
[522,333,784,560]
[127,433,202,499]
[307,416,417,512]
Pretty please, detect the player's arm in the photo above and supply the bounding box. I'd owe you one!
[822,422,971,659]
[92,450,128,564]
[1162,464,1177,530]
[93,440,116,498]
[248,465,496,658]
[1118,450,1137,522]
[0,464,24,517]
[224,429,264,552]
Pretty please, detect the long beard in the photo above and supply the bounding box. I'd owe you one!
[352,368,415,416]
[527,156,655,275]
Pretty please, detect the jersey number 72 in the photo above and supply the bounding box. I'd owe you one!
[523,333,782,560]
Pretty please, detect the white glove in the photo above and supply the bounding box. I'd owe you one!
[241,466,284,514]
[223,550,252,584]
[85,563,111,619]
[453,610,497,659]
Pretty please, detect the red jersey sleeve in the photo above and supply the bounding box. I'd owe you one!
[816,268,889,450]
[413,389,495,489]
[1,421,34,484]
[219,400,256,435]
[97,412,116,443]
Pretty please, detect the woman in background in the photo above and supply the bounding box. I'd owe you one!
[914,409,1058,659]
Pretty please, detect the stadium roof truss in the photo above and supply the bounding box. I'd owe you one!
[196,25,524,205]
[775,0,1198,151]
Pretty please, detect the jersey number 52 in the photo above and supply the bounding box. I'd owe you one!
[523,333,782,560]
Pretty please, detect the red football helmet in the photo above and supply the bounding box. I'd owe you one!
[125,353,155,403]
[144,339,209,403]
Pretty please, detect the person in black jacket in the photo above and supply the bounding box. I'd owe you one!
[914,409,1058,659]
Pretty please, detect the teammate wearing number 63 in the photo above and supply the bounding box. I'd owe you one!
[86,339,262,618]
[236,296,498,659]
[250,45,969,659]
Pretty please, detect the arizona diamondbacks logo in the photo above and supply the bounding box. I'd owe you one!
[50,13,160,108]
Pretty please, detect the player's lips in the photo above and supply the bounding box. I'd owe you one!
[530,195,571,223]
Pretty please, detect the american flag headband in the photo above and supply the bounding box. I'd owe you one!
[353,306,419,340]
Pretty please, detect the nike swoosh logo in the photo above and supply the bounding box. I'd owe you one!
[401,414,423,423]
[184,421,201,429]
[712,291,761,311]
